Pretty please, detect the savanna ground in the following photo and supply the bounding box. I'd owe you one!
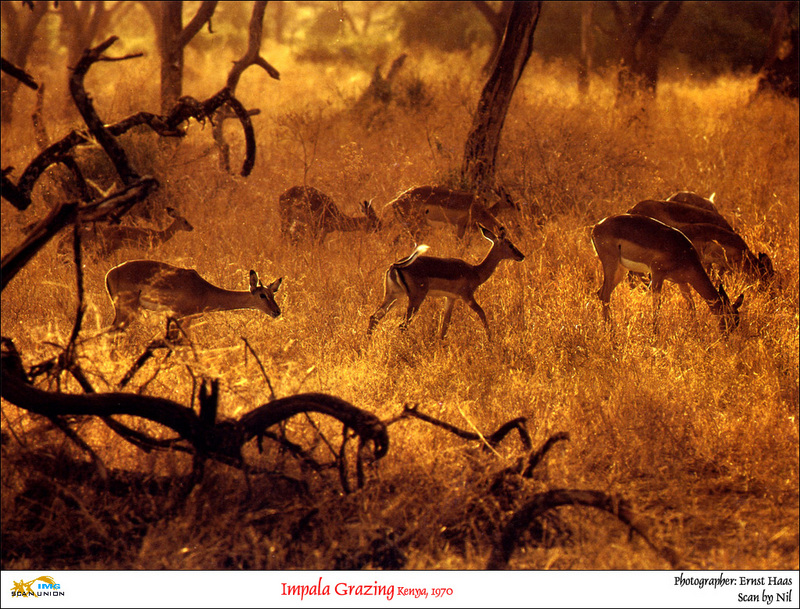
[1,46,798,571]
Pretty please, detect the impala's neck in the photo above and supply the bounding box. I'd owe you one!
[201,285,256,312]
[338,214,371,232]
[688,270,726,314]
[474,243,507,285]
[154,219,184,244]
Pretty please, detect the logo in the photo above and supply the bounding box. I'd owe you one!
[10,576,64,598]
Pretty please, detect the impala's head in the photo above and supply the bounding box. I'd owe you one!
[716,283,744,332]
[479,224,525,262]
[249,270,282,318]
[166,206,194,232]
[756,252,775,280]
[360,200,382,232]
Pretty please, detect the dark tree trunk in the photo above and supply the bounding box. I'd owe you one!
[472,0,515,73]
[461,1,542,192]
[157,1,218,114]
[0,1,49,124]
[756,1,799,99]
[160,2,184,113]
[578,1,595,95]
[609,1,682,100]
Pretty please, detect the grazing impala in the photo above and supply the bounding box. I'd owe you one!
[105,260,282,330]
[591,215,743,331]
[627,199,735,232]
[279,185,381,243]
[368,225,525,340]
[666,190,719,212]
[62,207,194,258]
[388,185,514,238]
[674,222,774,283]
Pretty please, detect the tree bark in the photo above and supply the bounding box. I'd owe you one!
[578,1,595,95]
[0,1,49,124]
[158,1,218,113]
[610,1,682,100]
[461,1,541,193]
[756,1,799,99]
[471,0,515,73]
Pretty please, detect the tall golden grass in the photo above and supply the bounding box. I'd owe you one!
[1,50,797,570]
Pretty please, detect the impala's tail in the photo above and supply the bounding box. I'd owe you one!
[394,244,430,267]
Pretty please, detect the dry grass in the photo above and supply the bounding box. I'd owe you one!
[1,51,798,571]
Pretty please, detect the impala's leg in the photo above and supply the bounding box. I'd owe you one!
[400,291,426,331]
[465,296,491,341]
[650,274,665,331]
[368,271,403,334]
[439,298,456,339]
[368,295,398,334]
[597,260,625,322]
[110,292,139,330]
[678,284,697,313]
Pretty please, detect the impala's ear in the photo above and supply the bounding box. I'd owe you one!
[732,292,744,311]
[269,277,283,292]
[478,224,495,240]
[249,270,259,291]
[718,283,729,301]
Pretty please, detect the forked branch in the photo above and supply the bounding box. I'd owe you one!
[396,404,531,450]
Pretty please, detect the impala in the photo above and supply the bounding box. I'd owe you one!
[591,214,743,331]
[665,190,719,212]
[367,224,525,340]
[675,222,774,283]
[388,185,514,239]
[62,207,194,258]
[105,260,282,330]
[278,185,381,243]
[627,199,735,232]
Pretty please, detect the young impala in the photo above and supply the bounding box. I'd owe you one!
[105,260,282,330]
[63,207,194,258]
[674,222,774,284]
[665,190,719,212]
[626,199,735,232]
[591,214,743,331]
[388,185,514,239]
[367,224,525,340]
[278,185,381,244]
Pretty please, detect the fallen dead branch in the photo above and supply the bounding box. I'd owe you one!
[486,489,677,569]
[395,403,531,450]
[2,340,388,495]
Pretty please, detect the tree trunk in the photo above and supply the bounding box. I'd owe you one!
[461,1,541,193]
[0,1,48,124]
[160,2,184,113]
[610,1,682,100]
[578,1,595,95]
[158,1,217,113]
[756,1,799,99]
[472,1,515,73]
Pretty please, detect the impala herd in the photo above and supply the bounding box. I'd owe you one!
[93,184,775,341]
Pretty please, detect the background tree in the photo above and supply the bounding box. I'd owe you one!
[59,1,126,74]
[471,0,514,72]
[138,1,218,113]
[756,0,799,98]
[0,0,48,124]
[461,1,542,194]
[608,0,682,99]
[578,1,595,95]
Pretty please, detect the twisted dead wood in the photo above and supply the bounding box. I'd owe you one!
[398,404,531,450]
[2,343,388,491]
[4,37,255,211]
[486,489,675,569]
